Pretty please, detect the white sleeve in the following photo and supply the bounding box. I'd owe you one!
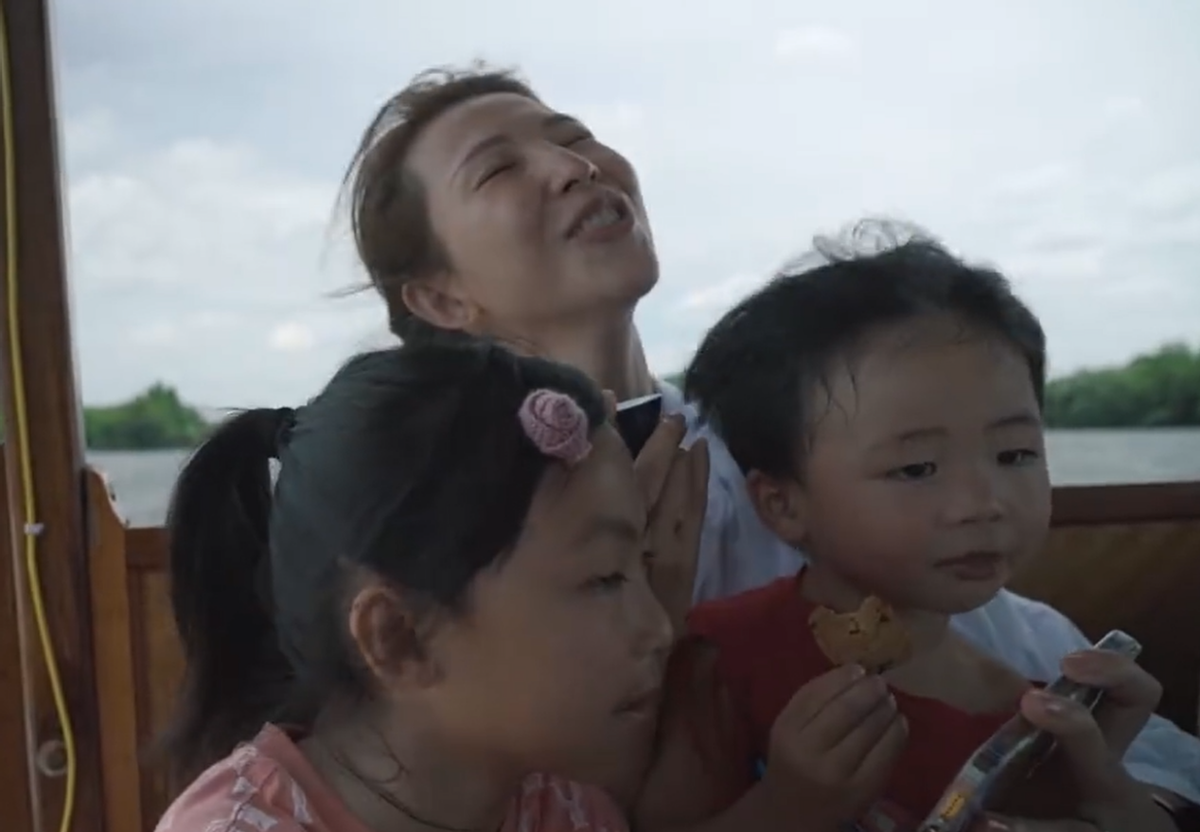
[684,422,803,603]
[954,591,1200,802]
[689,451,736,604]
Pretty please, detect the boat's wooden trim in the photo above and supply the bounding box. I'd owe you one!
[71,465,1200,832]
[0,445,36,831]
[85,471,144,832]
[127,527,168,571]
[0,1,107,831]
[1052,480,1200,525]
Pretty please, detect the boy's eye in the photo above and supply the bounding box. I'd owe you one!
[998,448,1040,466]
[887,462,938,481]
[583,572,629,593]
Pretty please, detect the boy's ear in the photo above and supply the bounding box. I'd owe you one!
[744,469,807,547]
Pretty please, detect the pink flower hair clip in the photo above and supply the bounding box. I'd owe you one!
[518,389,592,465]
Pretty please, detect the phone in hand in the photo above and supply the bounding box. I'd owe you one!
[916,629,1143,832]
[615,393,664,457]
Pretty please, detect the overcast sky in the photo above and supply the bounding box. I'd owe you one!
[53,0,1200,408]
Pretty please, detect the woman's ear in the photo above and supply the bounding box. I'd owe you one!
[346,582,442,693]
[744,470,807,548]
[400,276,477,332]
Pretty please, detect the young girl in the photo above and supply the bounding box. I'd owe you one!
[155,339,683,832]
[633,227,1175,832]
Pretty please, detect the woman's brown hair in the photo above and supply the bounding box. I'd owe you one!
[342,65,538,340]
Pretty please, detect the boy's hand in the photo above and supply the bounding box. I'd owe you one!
[762,664,908,827]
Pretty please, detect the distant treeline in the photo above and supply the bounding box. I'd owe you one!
[0,343,1195,451]
[0,382,210,451]
[1042,342,1199,428]
[82,383,210,450]
[663,341,1200,430]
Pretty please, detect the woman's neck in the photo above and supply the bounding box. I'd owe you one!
[303,712,518,832]
[497,315,657,402]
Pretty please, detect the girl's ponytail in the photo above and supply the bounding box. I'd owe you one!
[158,407,295,779]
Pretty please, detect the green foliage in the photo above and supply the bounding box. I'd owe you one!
[660,341,1200,429]
[2,344,1197,452]
[82,382,210,450]
[1043,342,1200,429]
[1,382,210,449]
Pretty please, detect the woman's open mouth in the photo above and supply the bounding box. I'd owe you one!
[566,192,634,243]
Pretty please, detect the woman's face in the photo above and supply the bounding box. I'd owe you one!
[405,92,658,340]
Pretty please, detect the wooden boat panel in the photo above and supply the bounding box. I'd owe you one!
[1013,519,1200,734]
[7,469,1199,832]
[128,567,184,825]
[0,446,36,831]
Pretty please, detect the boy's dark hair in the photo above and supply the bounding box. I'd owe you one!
[160,340,605,779]
[341,64,537,342]
[683,220,1046,479]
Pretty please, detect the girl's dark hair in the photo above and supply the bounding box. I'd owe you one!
[341,64,538,342]
[161,340,605,779]
[683,219,1047,479]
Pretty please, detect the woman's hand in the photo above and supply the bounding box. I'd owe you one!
[627,408,708,632]
[972,649,1175,832]
[602,393,709,631]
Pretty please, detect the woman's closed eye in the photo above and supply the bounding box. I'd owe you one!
[475,158,518,188]
[887,461,938,481]
[561,129,596,148]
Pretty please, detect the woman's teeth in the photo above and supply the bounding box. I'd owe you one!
[578,204,621,233]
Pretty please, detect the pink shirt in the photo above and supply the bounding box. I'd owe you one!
[155,724,628,832]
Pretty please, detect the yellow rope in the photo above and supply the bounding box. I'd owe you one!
[0,4,79,832]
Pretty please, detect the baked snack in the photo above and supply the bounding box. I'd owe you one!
[808,595,914,673]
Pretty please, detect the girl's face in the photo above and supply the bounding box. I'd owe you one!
[423,424,671,782]
[405,92,658,340]
[793,315,1052,614]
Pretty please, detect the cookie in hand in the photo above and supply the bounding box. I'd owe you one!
[808,595,914,673]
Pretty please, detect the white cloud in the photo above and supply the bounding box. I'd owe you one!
[1130,161,1200,216]
[773,25,858,63]
[1000,246,1109,284]
[128,321,178,346]
[988,163,1077,201]
[49,0,1200,405]
[679,273,766,312]
[1100,94,1146,123]
[269,322,317,352]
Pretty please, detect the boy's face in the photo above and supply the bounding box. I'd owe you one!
[785,315,1052,614]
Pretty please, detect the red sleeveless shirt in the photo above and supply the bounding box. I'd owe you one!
[687,573,1023,831]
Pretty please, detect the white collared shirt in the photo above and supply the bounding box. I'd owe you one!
[659,381,1200,802]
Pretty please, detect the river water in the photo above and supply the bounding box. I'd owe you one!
[85,428,1200,528]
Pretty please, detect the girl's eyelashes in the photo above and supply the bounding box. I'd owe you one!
[886,461,937,481]
[582,572,629,593]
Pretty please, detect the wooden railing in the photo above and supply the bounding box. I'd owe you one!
[2,455,1199,832]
